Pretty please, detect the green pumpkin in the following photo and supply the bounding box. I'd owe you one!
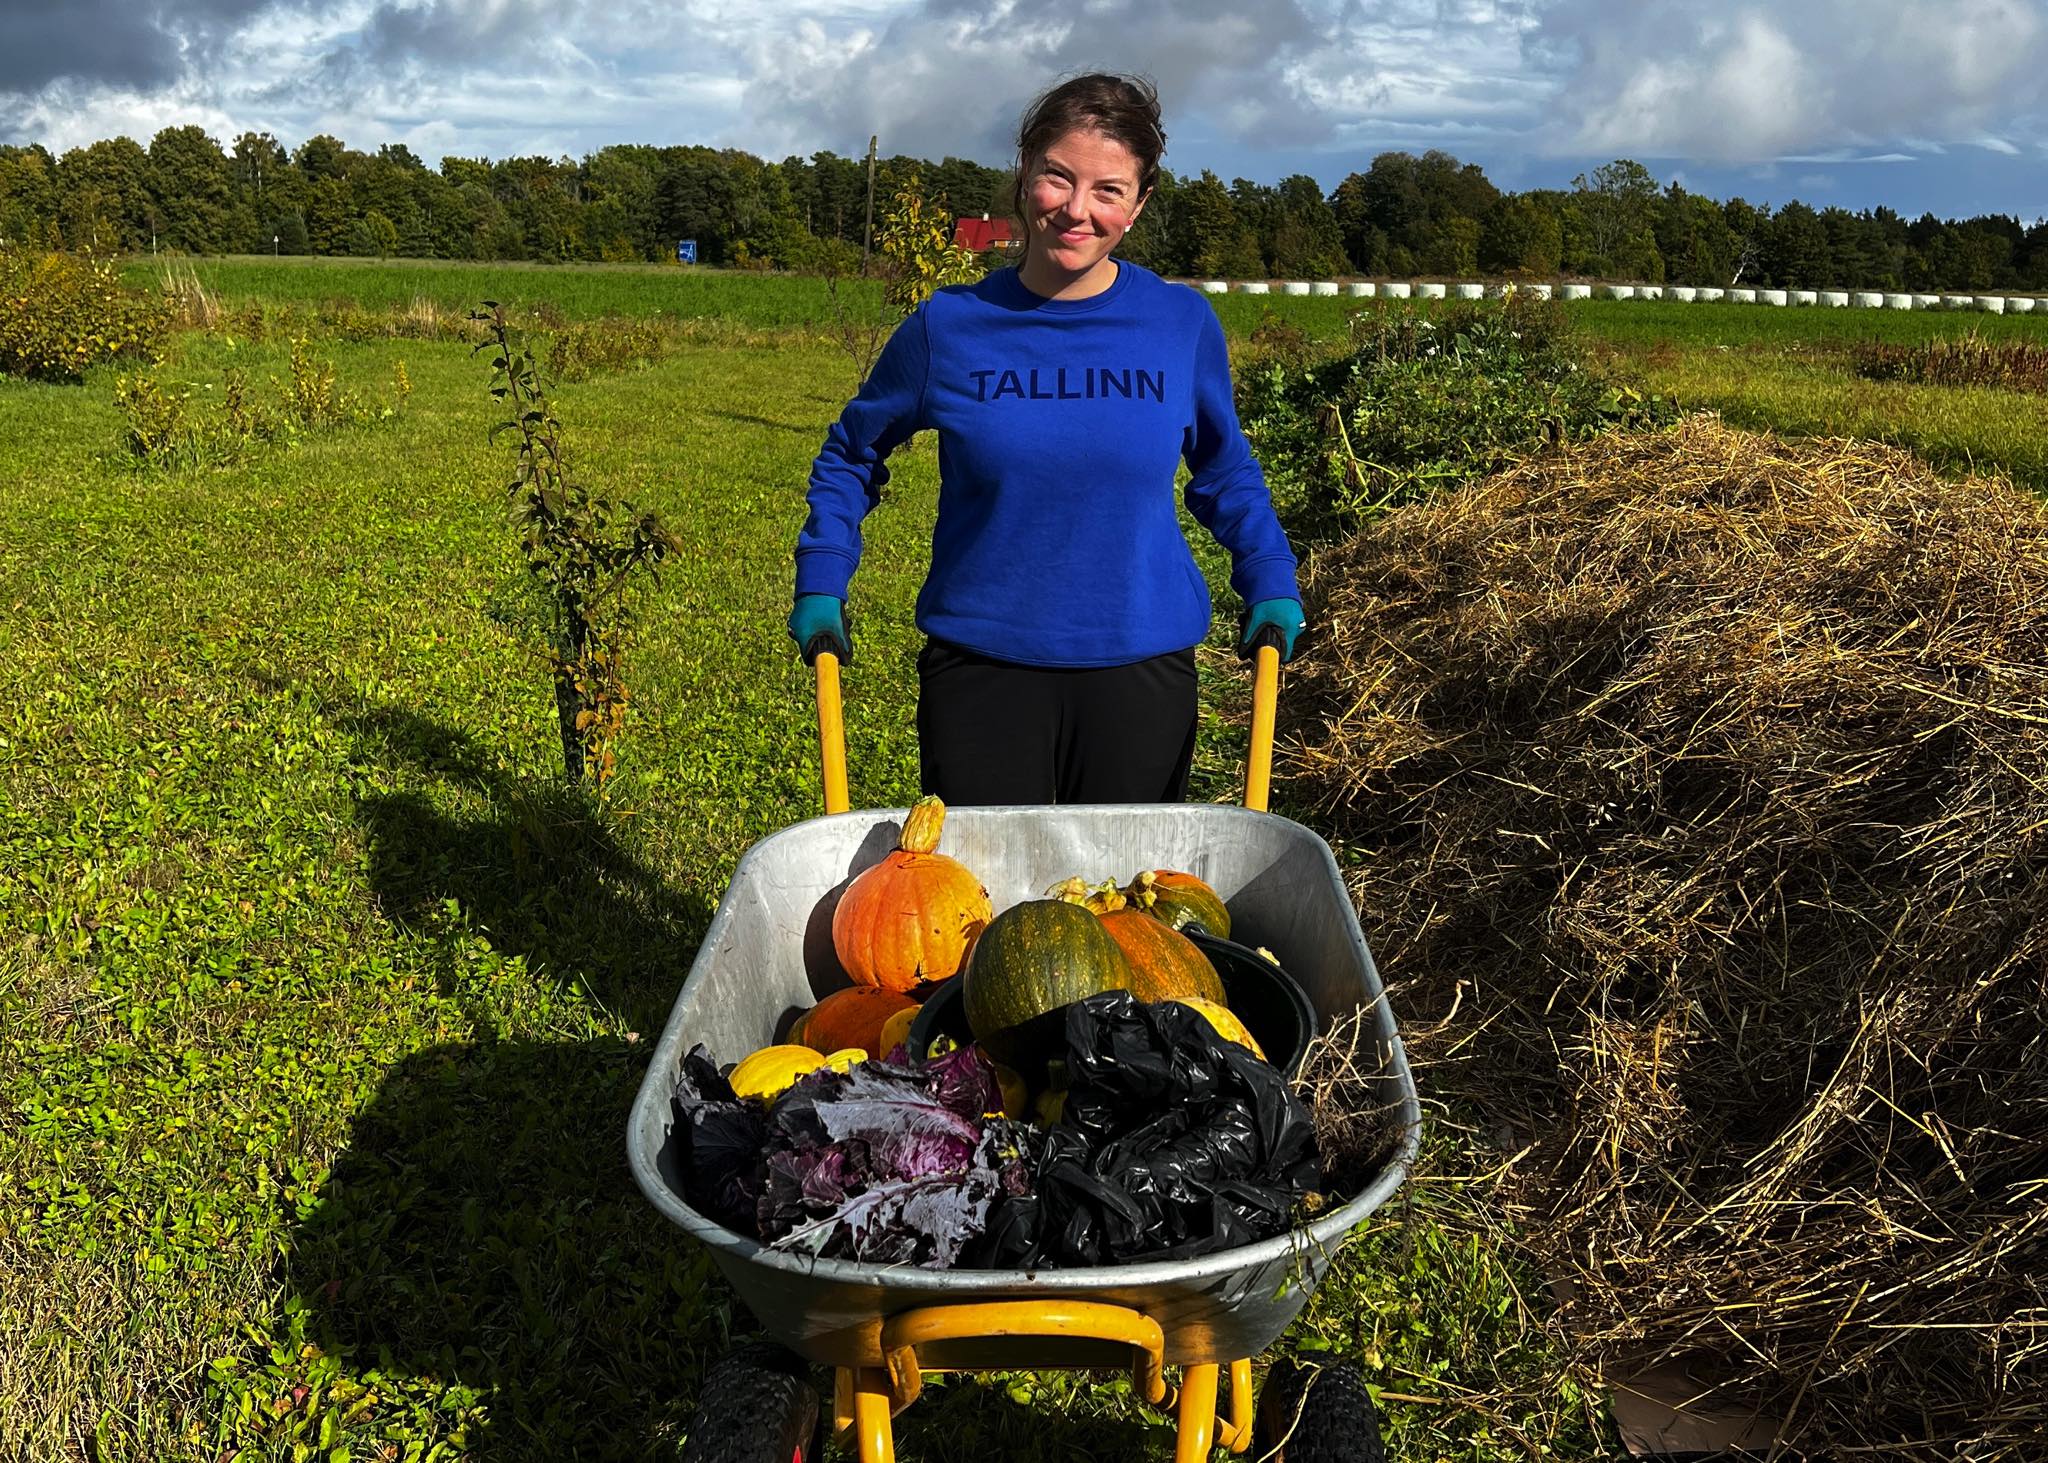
[1124,869,1232,940]
[962,899,1133,1068]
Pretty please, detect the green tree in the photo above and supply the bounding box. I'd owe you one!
[350,208,399,257]
[148,126,236,253]
[0,144,60,247]
[1174,170,1261,278]
[1572,159,1659,277]
[1763,200,1832,288]
[1479,195,1562,276]
[1267,174,1347,276]
[57,136,157,251]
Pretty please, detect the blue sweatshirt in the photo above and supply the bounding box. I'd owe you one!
[795,262,1300,668]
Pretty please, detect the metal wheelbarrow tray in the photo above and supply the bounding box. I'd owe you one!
[627,801,1421,1457]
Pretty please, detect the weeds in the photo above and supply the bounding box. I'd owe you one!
[474,300,682,787]
[1239,295,1679,530]
[1852,330,2048,393]
[116,338,408,470]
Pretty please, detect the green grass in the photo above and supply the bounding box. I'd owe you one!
[0,290,1598,1461]
[134,253,874,327]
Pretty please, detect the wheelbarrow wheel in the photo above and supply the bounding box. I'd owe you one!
[680,1340,822,1463]
[1253,1357,1387,1463]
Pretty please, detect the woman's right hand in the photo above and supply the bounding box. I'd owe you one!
[788,594,852,665]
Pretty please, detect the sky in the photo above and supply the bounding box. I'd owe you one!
[4,0,2048,221]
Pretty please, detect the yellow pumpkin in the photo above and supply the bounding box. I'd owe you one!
[730,1044,865,1101]
[832,797,993,992]
[878,1004,920,1058]
[1172,997,1267,1061]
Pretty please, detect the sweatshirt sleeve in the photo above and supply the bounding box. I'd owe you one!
[793,306,932,600]
[1181,306,1301,606]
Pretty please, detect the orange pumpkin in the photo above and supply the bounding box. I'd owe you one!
[1049,877,1228,1006]
[799,986,919,1056]
[832,796,993,993]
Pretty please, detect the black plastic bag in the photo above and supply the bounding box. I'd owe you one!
[972,992,1322,1267]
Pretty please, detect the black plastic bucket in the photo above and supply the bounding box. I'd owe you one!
[906,931,1319,1080]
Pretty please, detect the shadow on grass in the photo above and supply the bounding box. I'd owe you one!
[289,1037,728,1459]
[295,703,1185,1460]
[343,704,709,1038]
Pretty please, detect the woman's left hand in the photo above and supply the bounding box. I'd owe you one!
[1238,598,1306,663]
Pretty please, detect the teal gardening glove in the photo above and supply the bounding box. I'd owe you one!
[1237,597,1306,663]
[788,594,852,665]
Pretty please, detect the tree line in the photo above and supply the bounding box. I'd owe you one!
[4,127,2047,293]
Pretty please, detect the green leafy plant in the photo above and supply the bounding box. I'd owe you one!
[818,174,985,391]
[0,247,169,381]
[876,172,983,315]
[1240,294,1680,529]
[474,299,682,787]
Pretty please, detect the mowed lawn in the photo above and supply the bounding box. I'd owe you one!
[1,280,1586,1462]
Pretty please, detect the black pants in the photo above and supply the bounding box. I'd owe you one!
[917,639,1199,805]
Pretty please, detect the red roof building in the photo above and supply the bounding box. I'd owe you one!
[954,215,1021,251]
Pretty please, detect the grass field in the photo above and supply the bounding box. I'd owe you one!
[11,256,2047,1462]
[1,270,1609,1461]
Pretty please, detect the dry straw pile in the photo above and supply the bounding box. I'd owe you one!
[1287,416,2046,1456]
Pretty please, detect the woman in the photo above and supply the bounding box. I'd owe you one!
[790,72,1304,805]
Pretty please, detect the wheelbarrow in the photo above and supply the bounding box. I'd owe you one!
[626,639,1422,1460]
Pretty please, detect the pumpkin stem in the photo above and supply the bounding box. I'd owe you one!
[1047,876,1126,913]
[899,794,947,855]
[1123,869,1159,909]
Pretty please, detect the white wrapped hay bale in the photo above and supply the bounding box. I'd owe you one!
[2008,296,2037,314]
[1382,281,1412,299]
[1914,294,1942,309]
[1523,282,1554,300]
[1667,286,1698,302]
[1417,282,1448,299]
[1853,291,1885,308]
[1454,282,1485,300]
[1311,281,1339,296]
[1760,289,1788,306]
[1696,287,1725,302]
[1601,284,1636,300]
[1790,290,1818,305]
[1558,283,1592,301]
[1943,294,1975,310]
[1236,281,1270,295]
[1819,291,1850,307]
[1728,288,1757,304]
[1977,296,2006,314]
[1885,293,1913,310]
[1282,281,1311,296]
[1636,285,1664,300]
[1200,280,1228,294]
[1345,282,1376,298]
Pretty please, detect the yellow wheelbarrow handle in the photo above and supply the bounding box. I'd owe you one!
[812,641,1280,814]
[814,650,850,816]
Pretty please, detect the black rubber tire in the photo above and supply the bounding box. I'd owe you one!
[679,1340,823,1463]
[1254,1357,1389,1463]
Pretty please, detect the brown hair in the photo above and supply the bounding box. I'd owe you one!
[1009,73,1166,237]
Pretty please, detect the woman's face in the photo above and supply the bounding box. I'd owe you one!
[1023,127,1148,279]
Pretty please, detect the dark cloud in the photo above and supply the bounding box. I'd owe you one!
[0,0,272,94]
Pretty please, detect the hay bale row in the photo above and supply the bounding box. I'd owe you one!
[1285,416,2048,1455]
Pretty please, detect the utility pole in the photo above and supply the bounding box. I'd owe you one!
[862,134,877,272]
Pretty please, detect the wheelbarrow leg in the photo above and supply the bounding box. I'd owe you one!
[1175,1364,1218,1463]
[851,1366,896,1463]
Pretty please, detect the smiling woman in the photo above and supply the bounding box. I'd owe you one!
[788,73,1307,806]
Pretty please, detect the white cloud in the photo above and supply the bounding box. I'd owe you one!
[1528,0,2048,163]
